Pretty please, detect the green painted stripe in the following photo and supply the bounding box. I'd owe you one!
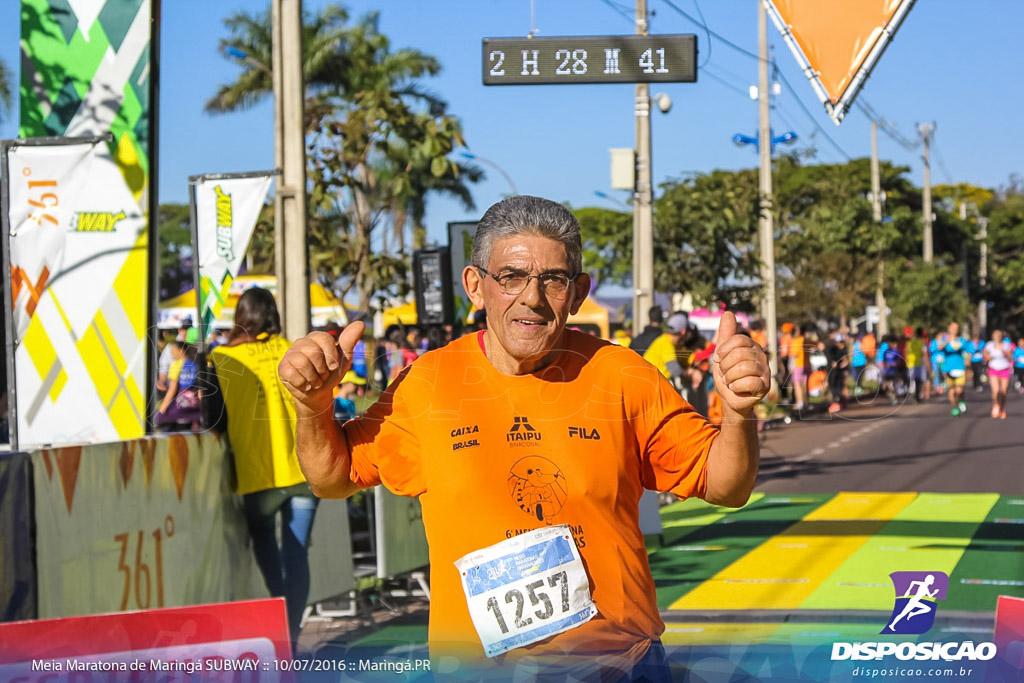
[946,495,1024,611]
[800,493,998,611]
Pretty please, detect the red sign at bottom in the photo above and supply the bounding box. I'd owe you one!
[0,598,291,682]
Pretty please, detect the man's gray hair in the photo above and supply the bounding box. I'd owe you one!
[471,195,583,274]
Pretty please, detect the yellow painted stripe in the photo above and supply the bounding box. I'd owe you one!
[670,493,916,610]
[802,493,998,611]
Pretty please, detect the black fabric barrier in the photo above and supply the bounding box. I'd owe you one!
[0,451,35,621]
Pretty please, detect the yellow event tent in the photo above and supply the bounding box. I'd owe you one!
[380,297,610,339]
[158,275,349,329]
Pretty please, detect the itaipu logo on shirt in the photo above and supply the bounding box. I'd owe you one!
[881,571,949,635]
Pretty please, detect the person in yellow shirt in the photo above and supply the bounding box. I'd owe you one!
[641,312,689,384]
[208,288,317,646]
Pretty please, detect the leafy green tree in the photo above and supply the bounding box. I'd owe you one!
[157,204,194,301]
[886,259,971,332]
[574,207,633,287]
[654,170,761,308]
[985,178,1024,330]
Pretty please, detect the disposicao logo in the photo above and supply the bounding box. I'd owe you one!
[882,571,948,635]
[830,570,997,663]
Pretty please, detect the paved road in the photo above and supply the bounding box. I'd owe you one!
[755,386,1024,494]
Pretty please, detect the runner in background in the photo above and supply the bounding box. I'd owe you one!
[860,330,877,378]
[850,334,867,396]
[1014,337,1024,394]
[968,330,986,393]
[929,330,947,398]
[983,329,1013,419]
[907,328,929,402]
[940,323,969,417]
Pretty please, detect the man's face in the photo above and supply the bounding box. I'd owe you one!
[463,234,589,372]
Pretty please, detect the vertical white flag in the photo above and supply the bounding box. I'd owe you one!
[4,140,148,447]
[194,175,272,331]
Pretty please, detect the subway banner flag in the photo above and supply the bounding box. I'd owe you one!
[4,140,148,447]
[194,176,272,332]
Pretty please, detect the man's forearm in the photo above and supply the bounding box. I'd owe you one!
[295,405,360,499]
[704,405,759,507]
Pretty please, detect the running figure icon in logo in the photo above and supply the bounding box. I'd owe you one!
[881,571,949,635]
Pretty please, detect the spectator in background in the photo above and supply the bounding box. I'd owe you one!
[333,371,364,423]
[642,311,689,389]
[155,341,202,432]
[629,305,664,356]
[207,328,230,350]
[789,325,810,411]
[206,288,318,646]
[778,323,794,404]
[372,336,390,391]
[749,319,767,352]
[861,330,877,372]
[826,331,849,413]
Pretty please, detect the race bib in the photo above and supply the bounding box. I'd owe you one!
[455,525,598,657]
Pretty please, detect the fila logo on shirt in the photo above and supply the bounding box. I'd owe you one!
[507,416,542,445]
[568,426,601,440]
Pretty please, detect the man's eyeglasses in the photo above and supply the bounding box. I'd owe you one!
[476,267,577,300]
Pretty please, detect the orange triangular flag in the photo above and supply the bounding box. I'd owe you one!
[765,0,916,124]
[168,435,189,502]
[54,446,83,514]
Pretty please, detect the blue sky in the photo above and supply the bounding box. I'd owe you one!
[2,0,1022,251]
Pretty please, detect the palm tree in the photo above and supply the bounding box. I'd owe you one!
[0,58,12,125]
[209,5,483,311]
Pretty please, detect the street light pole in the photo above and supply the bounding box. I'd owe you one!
[871,121,888,337]
[633,0,654,331]
[758,0,778,376]
[459,152,517,195]
[918,122,935,263]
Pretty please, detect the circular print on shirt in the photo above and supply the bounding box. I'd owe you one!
[507,456,567,522]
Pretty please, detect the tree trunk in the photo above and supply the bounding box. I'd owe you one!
[353,164,375,313]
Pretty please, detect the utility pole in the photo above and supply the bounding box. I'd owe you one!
[272,0,285,322]
[871,121,887,337]
[918,123,934,263]
[758,0,778,375]
[632,0,654,331]
[274,0,311,339]
[978,216,988,337]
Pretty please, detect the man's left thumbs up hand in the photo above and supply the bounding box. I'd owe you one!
[711,311,771,414]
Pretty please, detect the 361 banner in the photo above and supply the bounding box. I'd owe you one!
[1,137,148,449]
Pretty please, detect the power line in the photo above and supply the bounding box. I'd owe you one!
[702,68,751,98]
[658,0,761,61]
[773,68,851,161]
[931,138,955,185]
[856,99,918,150]
[593,0,630,23]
